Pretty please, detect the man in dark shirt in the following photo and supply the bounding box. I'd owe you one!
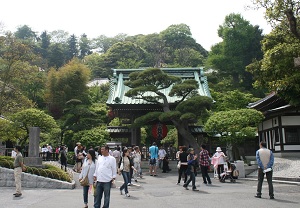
[199,145,212,185]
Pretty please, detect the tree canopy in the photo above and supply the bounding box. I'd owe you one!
[207,13,263,90]
[248,0,300,105]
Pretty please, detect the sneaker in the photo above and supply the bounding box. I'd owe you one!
[125,193,130,197]
[176,182,180,185]
[150,174,153,176]
[183,184,189,190]
[254,195,261,198]
[14,193,22,197]
[270,196,275,199]
[127,183,131,186]
[192,188,199,191]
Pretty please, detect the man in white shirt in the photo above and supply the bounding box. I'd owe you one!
[93,145,117,208]
[158,146,167,169]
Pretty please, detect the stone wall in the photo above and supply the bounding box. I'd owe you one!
[0,167,75,189]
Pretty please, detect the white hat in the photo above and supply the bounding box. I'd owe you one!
[216,147,222,152]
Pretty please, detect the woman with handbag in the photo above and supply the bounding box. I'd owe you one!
[79,149,96,208]
[118,148,137,197]
[177,146,188,185]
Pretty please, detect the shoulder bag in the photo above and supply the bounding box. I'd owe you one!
[80,162,90,186]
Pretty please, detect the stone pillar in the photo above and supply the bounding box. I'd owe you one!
[24,127,43,168]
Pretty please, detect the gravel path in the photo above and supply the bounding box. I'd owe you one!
[248,157,300,178]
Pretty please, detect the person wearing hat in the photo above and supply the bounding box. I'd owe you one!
[212,147,226,180]
[183,148,198,191]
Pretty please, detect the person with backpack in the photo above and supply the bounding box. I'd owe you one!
[183,148,198,191]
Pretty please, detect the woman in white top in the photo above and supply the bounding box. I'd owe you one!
[212,147,226,180]
[118,148,136,197]
[132,146,142,182]
[79,149,96,208]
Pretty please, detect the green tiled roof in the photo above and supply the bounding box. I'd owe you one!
[107,67,211,105]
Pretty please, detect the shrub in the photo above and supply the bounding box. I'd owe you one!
[67,151,75,165]
[0,156,72,183]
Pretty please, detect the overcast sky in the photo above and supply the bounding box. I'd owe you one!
[0,0,271,50]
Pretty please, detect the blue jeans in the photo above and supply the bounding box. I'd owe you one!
[83,185,89,204]
[94,181,111,208]
[120,171,130,194]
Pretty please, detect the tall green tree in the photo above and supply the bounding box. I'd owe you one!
[66,34,78,62]
[207,13,263,89]
[103,41,145,69]
[251,0,300,40]
[160,24,208,64]
[14,25,37,42]
[48,43,66,68]
[135,33,168,67]
[45,59,91,118]
[39,31,51,59]
[124,68,213,153]
[248,0,300,105]
[79,33,92,59]
[0,33,35,115]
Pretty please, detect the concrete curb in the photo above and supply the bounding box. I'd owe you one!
[0,167,75,189]
[241,176,300,186]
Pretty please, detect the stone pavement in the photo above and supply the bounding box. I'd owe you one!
[1,169,299,208]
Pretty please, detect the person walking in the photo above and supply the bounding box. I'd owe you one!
[118,148,137,197]
[149,142,158,176]
[255,141,275,199]
[60,145,68,172]
[177,146,188,185]
[212,147,226,180]
[183,148,198,191]
[79,149,97,208]
[199,145,212,185]
[13,145,26,197]
[93,145,117,208]
[132,146,142,182]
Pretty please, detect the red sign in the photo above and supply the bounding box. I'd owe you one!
[152,123,168,139]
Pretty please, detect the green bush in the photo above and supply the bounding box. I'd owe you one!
[0,156,72,183]
[67,151,75,165]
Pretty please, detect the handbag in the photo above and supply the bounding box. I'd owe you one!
[177,161,181,169]
[80,162,90,186]
[120,161,124,170]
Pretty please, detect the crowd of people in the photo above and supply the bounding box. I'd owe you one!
[10,141,275,206]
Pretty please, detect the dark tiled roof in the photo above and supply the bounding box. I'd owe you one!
[106,126,130,133]
[188,126,205,134]
[107,68,212,106]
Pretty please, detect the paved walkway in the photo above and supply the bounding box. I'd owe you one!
[1,169,299,208]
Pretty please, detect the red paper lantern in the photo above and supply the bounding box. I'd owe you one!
[152,123,168,139]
